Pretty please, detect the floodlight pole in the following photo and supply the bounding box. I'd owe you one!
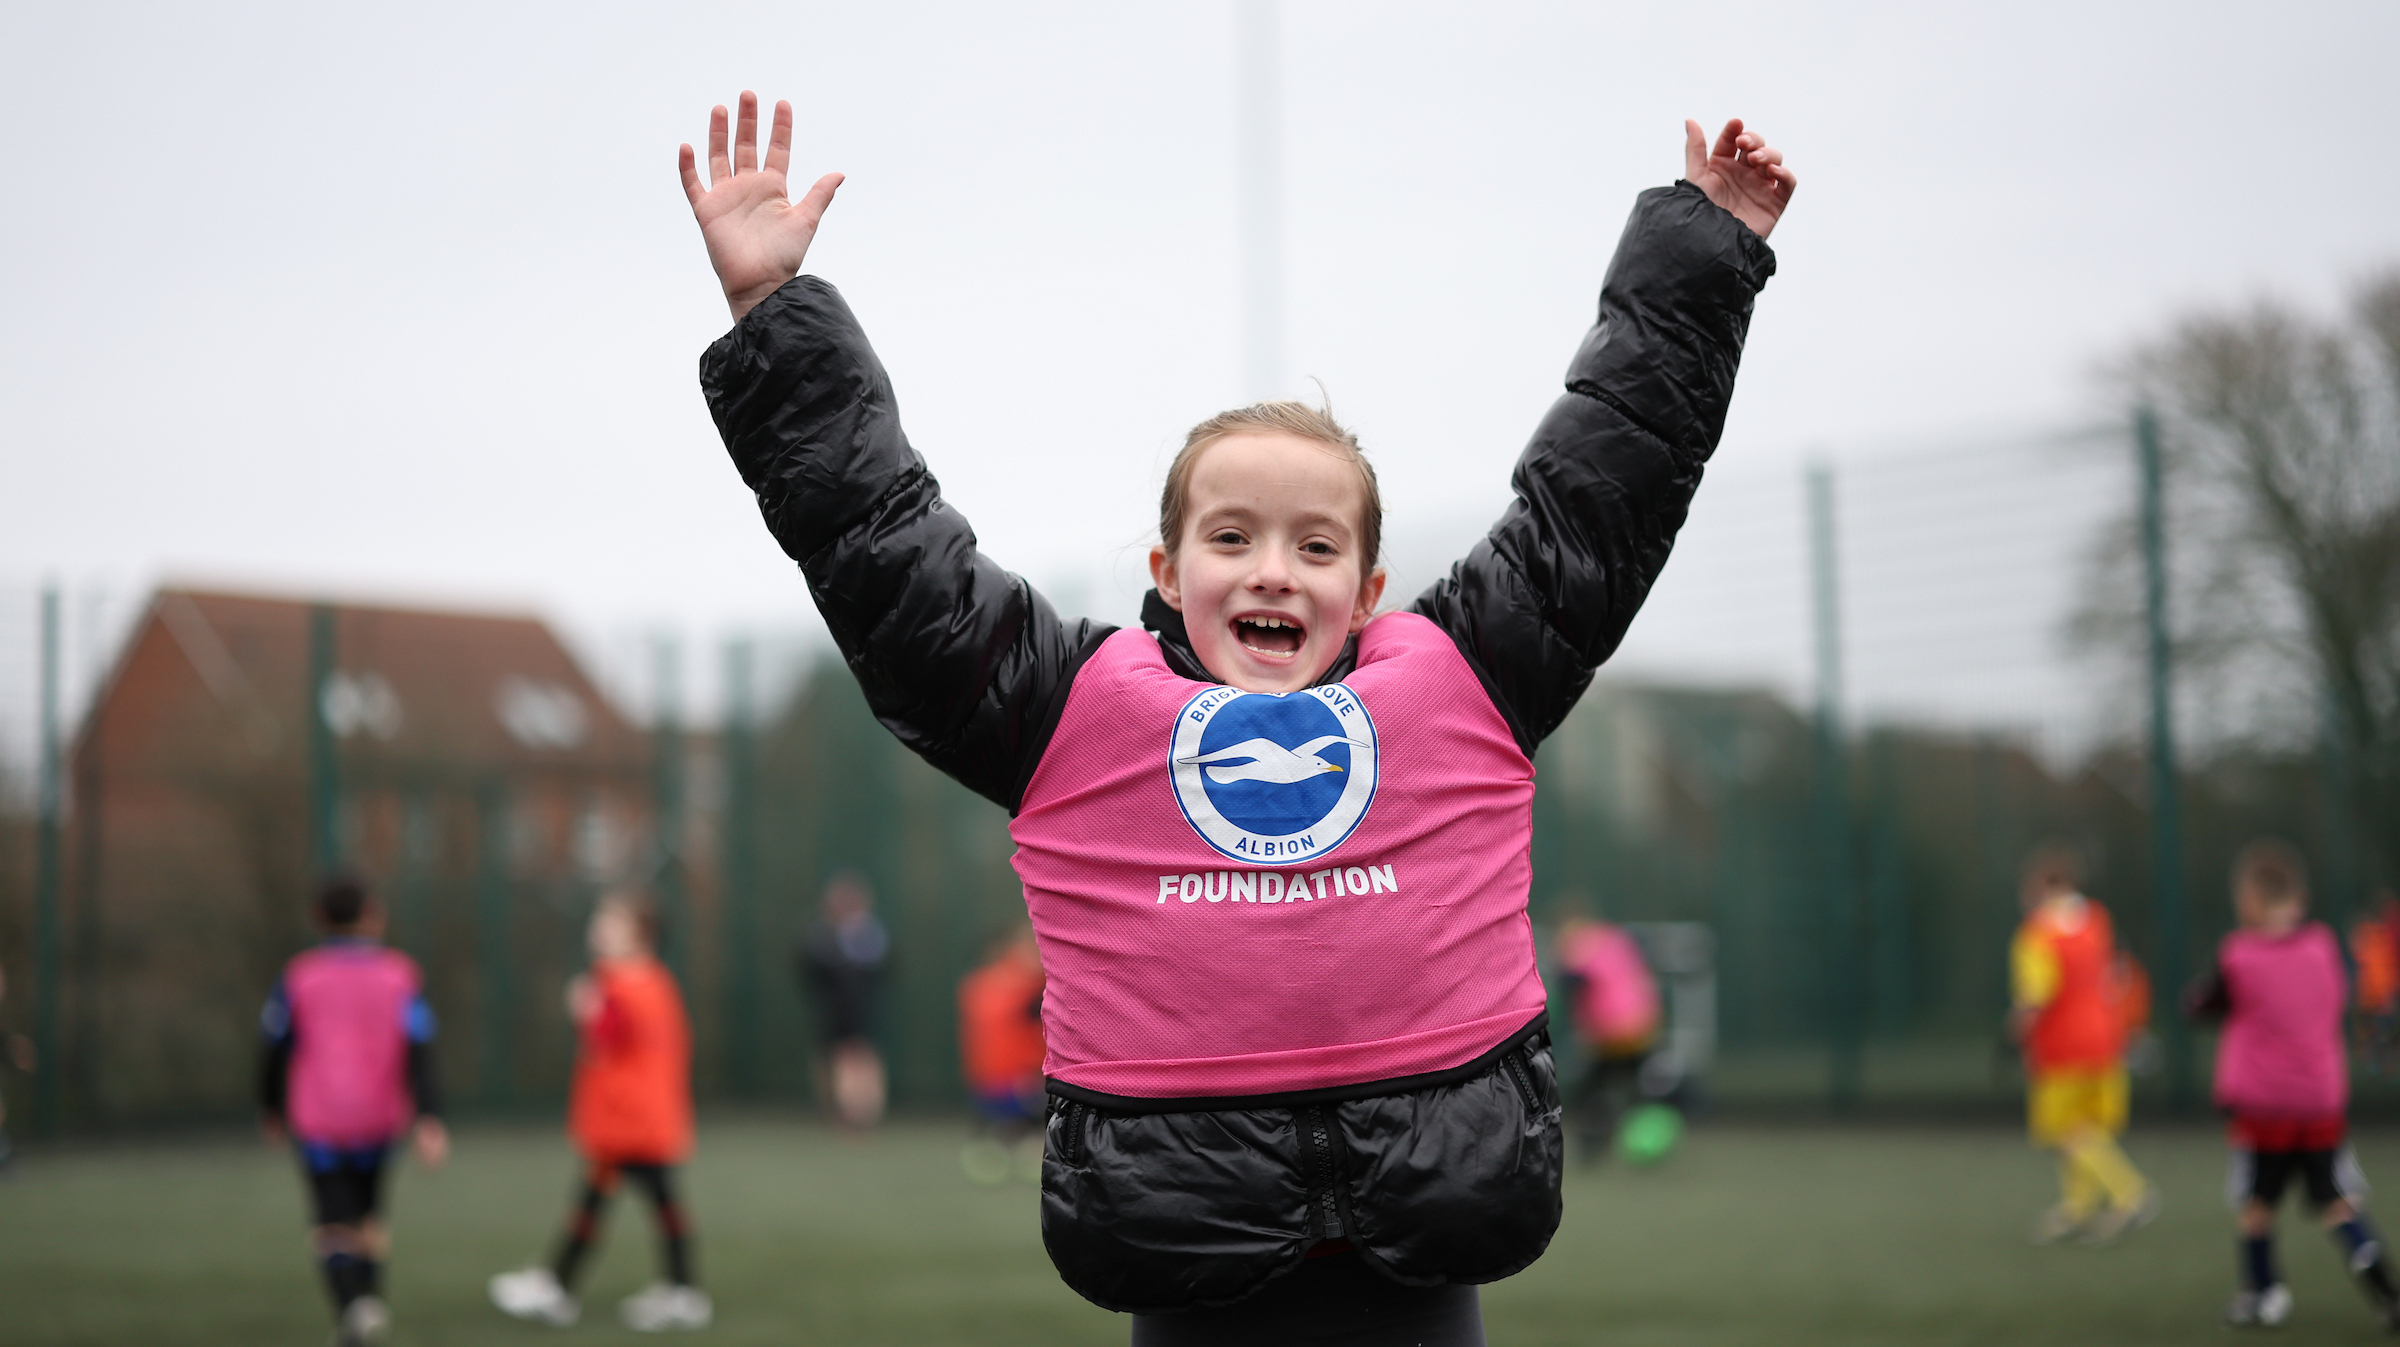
[1806,462,1860,1112]
[32,584,63,1136]
[1237,0,1285,401]
[2137,406,2192,1112]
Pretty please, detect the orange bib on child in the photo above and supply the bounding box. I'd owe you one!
[569,956,693,1163]
[2019,902,2125,1073]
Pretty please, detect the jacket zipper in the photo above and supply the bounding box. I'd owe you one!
[1058,1100,1087,1166]
[1502,1048,1542,1113]
[1301,1105,1345,1241]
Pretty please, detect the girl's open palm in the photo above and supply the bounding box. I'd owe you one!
[1683,118,1794,240]
[680,92,843,320]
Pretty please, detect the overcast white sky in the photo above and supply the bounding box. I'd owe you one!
[3,0,2395,730]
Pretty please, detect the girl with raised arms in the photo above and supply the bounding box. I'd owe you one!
[680,92,1792,1346]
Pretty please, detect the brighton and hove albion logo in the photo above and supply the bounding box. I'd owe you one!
[1168,683,1378,865]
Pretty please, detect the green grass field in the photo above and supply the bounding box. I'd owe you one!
[6,1118,2399,1345]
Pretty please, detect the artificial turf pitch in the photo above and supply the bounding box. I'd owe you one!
[6,1119,2398,1345]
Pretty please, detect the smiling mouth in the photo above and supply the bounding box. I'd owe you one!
[1233,614,1305,658]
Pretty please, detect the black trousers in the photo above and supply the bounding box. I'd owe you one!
[1129,1251,1483,1347]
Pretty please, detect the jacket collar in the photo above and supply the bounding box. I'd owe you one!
[1139,589,1359,689]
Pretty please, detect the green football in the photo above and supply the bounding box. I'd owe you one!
[1616,1103,1683,1165]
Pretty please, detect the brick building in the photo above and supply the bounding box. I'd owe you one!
[57,587,654,1126]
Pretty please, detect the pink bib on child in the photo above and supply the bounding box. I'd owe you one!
[284,944,421,1146]
[1010,611,1547,1099]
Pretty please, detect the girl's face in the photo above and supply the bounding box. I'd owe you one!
[2236,883,2302,935]
[1149,432,1385,694]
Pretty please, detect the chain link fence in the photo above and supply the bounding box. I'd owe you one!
[1,417,2388,1133]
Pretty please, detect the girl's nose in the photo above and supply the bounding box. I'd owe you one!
[1248,551,1295,593]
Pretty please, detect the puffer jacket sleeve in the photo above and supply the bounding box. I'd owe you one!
[700,277,1113,811]
[1410,181,1775,753]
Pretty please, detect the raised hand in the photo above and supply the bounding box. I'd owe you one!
[1683,118,1795,240]
[679,92,845,320]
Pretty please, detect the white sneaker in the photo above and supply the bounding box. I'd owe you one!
[2079,1187,2161,1245]
[620,1282,713,1331]
[338,1294,390,1346]
[2225,1283,2294,1328]
[2029,1205,2086,1245]
[489,1267,580,1327]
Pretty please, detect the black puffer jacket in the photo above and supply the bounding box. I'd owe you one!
[702,180,1774,1312]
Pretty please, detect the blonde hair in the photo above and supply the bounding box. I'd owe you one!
[1158,401,1383,569]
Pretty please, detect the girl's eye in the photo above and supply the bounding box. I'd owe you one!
[1211,531,1245,546]
[1302,541,1335,556]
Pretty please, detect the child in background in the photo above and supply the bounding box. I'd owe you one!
[2010,846,2156,1245]
[2189,840,2400,1329]
[958,921,1047,1184]
[681,90,1790,1343]
[2348,894,2400,1074]
[490,893,710,1332]
[797,873,890,1128]
[1556,915,1661,1162]
[259,876,448,1347]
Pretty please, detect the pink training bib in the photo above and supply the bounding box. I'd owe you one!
[284,944,422,1147]
[1564,923,1659,1048]
[2214,923,2348,1121]
[1011,611,1547,1099]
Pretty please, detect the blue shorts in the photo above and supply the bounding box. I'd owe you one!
[974,1088,1040,1127]
[296,1140,391,1226]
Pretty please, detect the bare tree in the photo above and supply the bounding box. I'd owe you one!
[2076,270,2400,883]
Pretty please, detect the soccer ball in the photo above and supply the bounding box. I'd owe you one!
[1616,1103,1683,1166]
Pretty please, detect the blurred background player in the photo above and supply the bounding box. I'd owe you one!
[2188,840,2399,1329]
[1556,912,1662,1163]
[2009,845,2156,1245]
[797,872,890,1129]
[490,893,709,1331]
[2348,892,2400,1075]
[957,921,1046,1185]
[258,875,448,1347]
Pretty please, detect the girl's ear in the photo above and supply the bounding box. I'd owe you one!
[1148,544,1184,610]
[1348,566,1387,633]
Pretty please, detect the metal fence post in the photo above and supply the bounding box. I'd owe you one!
[722,637,760,1096]
[2137,405,2192,1111]
[651,635,686,988]
[308,604,340,876]
[477,780,513,1106]
[2320,684,2362,934]
[32,585,64,1136]
[1867,733,1911,1037]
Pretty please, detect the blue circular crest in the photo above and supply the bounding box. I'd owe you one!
[1168,683,1378,865]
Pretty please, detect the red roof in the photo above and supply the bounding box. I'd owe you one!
[81,587,644,778]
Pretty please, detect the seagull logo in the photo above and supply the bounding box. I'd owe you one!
[1175,735,1368,785]
[1167,684,1379,864]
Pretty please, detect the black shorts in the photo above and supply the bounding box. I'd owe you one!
[299,1142,390,1227]
[1129,1250,1483,1347]
[2230,1147,2368,1211]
